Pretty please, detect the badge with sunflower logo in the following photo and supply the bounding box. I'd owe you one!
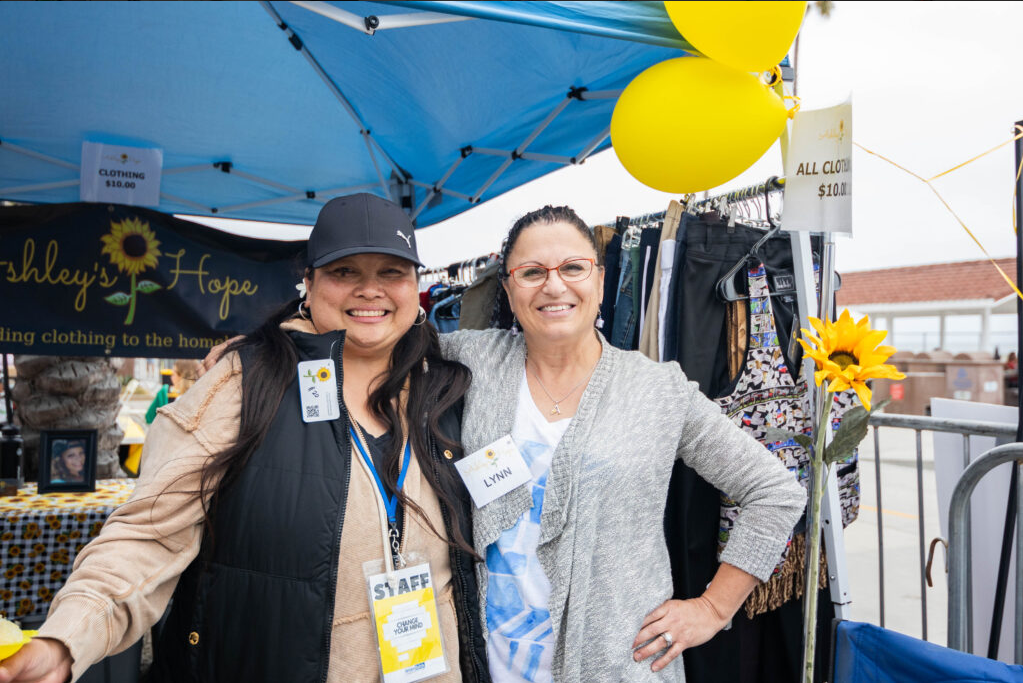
[100,217,163,324]
[302,366,332,383]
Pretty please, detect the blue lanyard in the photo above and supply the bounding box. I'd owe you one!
[350,427,412,527]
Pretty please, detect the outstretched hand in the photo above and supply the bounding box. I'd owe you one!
[198,336,244,377]
[631,597,730,673]
[0,638,73,683]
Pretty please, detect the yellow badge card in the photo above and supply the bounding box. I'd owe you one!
[367,562,448,683]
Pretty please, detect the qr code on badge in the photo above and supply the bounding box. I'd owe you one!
[305,405,320,419]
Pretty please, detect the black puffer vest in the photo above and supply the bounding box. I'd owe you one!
[151,329,490,683]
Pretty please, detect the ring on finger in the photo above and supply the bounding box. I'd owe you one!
[661,631,673,647]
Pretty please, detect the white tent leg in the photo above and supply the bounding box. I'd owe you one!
[0,179,79,195]
[261,1,408,183]
[288,1,369,32]
[363,131,391,197]
[227,166,303,195]
[161,192,210,214]
[516,97,571,153]
[219,193,323,213]
[374,12,474,30]
[408,178,473,203]
[411,156,465,220]
[575,126,610,163]
[471,157,513,203]
[163,164,214,176]
[0,140,78,170]
[575,89,623,100]
[290,1,474,33]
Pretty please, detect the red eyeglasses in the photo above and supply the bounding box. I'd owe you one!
[507,258,596,288]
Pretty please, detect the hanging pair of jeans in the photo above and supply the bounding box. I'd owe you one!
[599,233,622,334]
[610,244,640,349]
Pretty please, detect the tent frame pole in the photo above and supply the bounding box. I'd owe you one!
[261,0,408,185]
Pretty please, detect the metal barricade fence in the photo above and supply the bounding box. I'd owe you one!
[947,442,1023,663]
[864,412,1016,650]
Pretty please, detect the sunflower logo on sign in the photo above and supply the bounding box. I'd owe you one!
[317,367,331,382]
[100,217,163,325]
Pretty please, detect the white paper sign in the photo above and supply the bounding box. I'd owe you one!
[454,435,532,508]
[781,100,852,234]
[296,359,340,423]
[80,142,162,207]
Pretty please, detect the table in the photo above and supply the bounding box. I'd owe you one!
[0,480,135,619]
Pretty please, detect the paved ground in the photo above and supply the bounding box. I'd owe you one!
[842,426,948,645]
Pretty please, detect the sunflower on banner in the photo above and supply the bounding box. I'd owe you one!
[100,217,162,325]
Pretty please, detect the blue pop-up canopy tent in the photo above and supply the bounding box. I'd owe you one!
[0,1,694,228]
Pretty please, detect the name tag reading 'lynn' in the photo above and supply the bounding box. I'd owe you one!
[454,436,531,508]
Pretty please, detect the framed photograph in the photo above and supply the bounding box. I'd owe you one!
[37,430,98,493]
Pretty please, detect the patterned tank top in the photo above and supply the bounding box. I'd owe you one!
[714,263,860,615]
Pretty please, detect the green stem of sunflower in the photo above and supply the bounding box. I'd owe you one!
[125,273,138,325]
[802,390,833,683]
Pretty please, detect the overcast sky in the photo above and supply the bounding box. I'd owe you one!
[194,1,1023,275]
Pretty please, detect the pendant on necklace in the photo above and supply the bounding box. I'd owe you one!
[551,404,561,415]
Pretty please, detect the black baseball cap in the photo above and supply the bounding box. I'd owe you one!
[307,193,423,268]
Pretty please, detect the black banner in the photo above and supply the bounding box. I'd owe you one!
[0,203,305,358]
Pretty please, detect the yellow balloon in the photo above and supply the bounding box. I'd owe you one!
[611,57,788,194]
[665,1,807,72]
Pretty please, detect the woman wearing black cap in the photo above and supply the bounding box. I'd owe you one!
[0,194,490,683]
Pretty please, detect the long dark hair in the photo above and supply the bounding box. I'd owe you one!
[198,274,476,557]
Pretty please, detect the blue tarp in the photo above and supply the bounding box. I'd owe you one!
[0,1,685,228]
[833,621,1023,682]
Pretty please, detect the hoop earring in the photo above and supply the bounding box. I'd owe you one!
[297,301,310,320]
[413,306,427,326]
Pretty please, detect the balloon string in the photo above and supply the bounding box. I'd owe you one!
[928,127,1023,181]
[853,136,1023,300]
[784,95,801,119]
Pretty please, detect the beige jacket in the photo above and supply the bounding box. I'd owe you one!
[38,321,460,682]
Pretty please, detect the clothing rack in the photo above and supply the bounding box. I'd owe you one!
[419,254,496,288]
[690,176,786,211]
[627,211,667,226]
[592,176,786,233]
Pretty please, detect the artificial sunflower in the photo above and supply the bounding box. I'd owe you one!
[100,217,161,276]
[317,367,331,382]
[797,309,905,411]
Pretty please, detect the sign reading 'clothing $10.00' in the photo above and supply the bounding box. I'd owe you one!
[782,100,853,234]
[79,142,163,208]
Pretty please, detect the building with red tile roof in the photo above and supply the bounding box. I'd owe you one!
[837,257,1017,351]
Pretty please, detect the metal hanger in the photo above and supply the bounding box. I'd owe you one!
[715,186,782,301]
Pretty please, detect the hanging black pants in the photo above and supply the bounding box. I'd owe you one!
[662,216,825,683]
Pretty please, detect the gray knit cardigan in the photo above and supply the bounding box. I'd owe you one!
[440,329,805,682]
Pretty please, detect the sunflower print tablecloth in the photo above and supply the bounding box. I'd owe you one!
[0,479,135,619]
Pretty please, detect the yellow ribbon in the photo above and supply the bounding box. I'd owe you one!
[853,131,1023,301]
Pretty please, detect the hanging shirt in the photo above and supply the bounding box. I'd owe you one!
[486,371,571,683]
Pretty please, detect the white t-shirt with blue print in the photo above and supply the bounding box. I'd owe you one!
[486,371,572,683]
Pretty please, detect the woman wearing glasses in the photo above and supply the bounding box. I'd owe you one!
[191,204,803,682]
[440,206,804,681]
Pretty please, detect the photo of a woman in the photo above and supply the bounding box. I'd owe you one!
[49,440,87,484]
